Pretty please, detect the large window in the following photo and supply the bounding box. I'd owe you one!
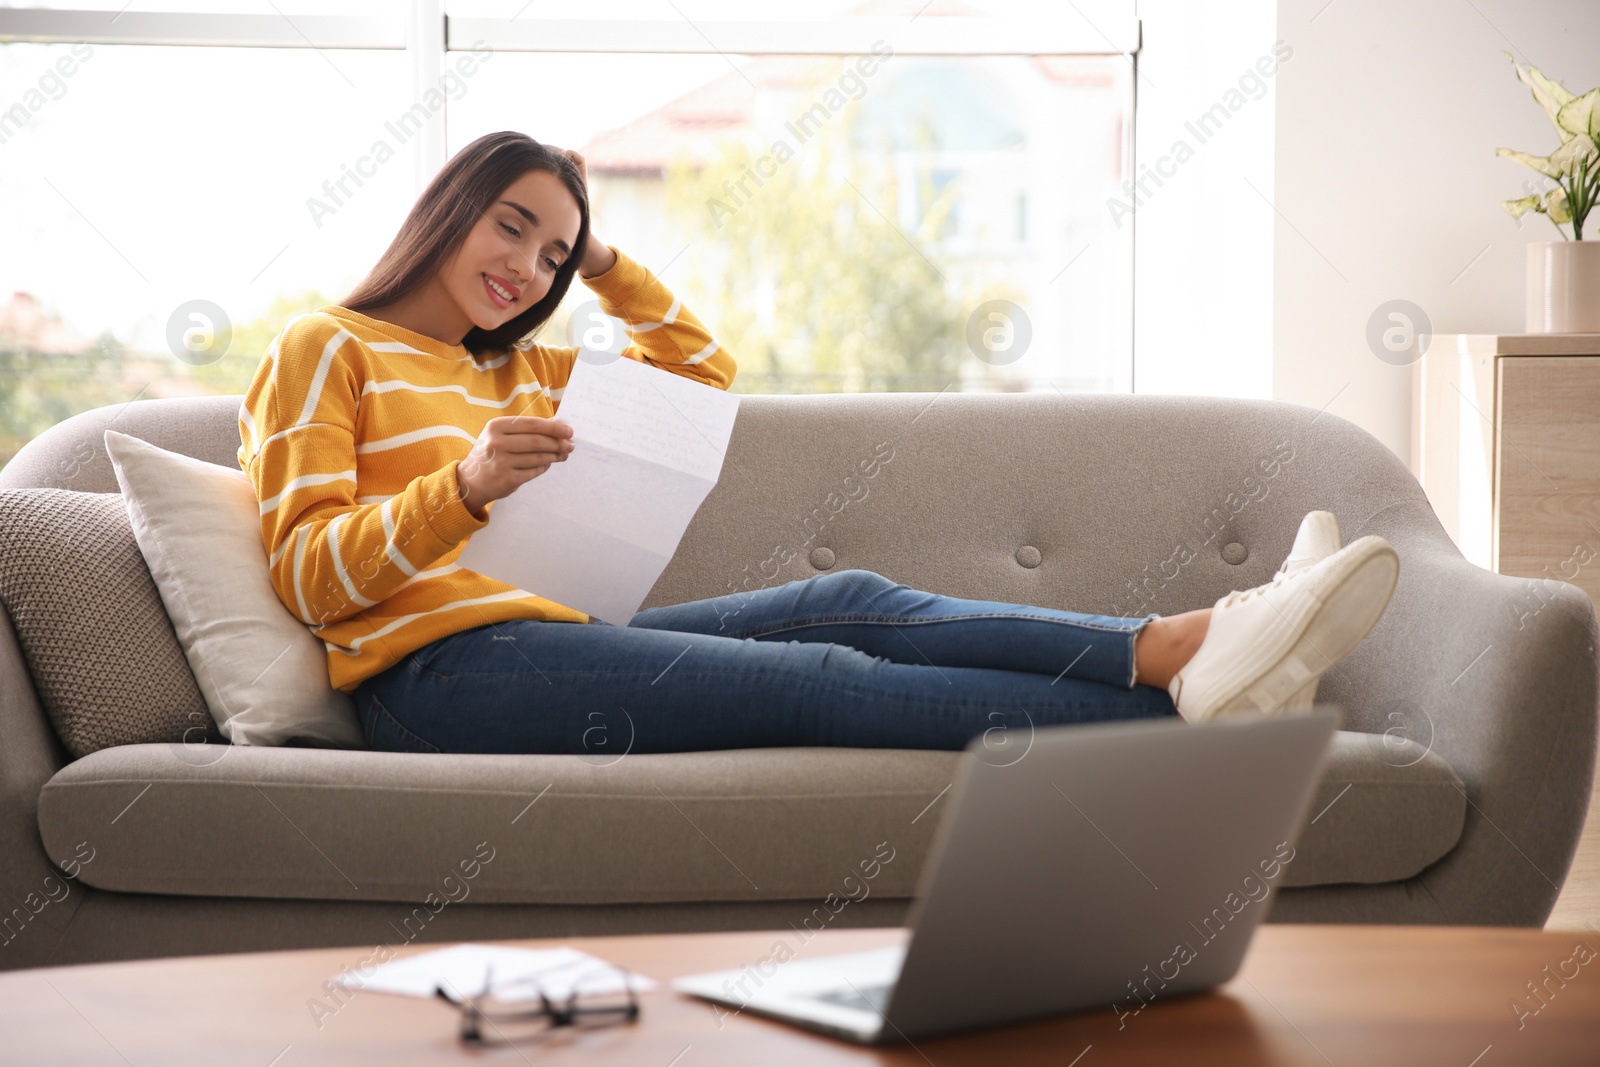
[0,1,1135,469]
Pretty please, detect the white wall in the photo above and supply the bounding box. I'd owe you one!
[1132,0,1279,399]
[1272,0,1600,461]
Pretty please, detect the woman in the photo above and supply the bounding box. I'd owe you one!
[238,131,1398,757]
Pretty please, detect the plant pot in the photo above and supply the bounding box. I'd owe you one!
[1526,240,1600,333]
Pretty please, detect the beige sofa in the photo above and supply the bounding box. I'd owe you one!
[0,390,1594,971]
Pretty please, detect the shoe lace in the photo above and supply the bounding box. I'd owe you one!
[1217,564,1310,609]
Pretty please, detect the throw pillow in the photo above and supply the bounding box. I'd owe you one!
[0,488,221,757]
[104,430,365,748]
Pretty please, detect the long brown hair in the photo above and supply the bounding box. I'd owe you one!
[342,131,590,358]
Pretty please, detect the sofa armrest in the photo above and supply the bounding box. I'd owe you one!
[1315,500,1600,925]
[0,604,86,966]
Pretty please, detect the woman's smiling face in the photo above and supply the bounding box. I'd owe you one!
[444,167,583,332]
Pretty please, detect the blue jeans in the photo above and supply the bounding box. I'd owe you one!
[352,569,1178,755]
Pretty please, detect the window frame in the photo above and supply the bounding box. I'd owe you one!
[1,4,1138,193]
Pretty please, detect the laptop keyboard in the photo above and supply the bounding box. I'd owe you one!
[805,982,893,1014]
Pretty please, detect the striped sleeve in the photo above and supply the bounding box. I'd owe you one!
[526,245,737,404]
[237,313,488,629]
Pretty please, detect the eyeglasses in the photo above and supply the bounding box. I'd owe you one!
[434,963,642,1046]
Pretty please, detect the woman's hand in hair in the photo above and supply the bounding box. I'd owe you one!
[549,145,587,190]
[455,415,575,519]
[545,144,614,277]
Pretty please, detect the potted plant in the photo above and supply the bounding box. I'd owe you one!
[1497,55,1600,332]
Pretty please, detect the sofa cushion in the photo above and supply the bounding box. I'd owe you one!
[1277,731,1468,886]
[0,489,222,758]
[37,730,1466,903]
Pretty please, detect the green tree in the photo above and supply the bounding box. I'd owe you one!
[186,289,336,397]
[0,290,333,474]
[663,105,971,393]
[0,329,125,469]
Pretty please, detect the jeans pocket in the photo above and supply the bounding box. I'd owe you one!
[409,637,445,670]
[359,691,442,754]
[409,633,461,680]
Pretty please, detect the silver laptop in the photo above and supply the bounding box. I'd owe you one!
[672,706,1341,1044]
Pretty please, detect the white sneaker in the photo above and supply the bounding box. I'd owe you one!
[1277,511,1342,581]
[1275,511,1342,711]
[1167,535,1399,724]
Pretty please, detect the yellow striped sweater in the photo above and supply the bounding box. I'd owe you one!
[236,245,737,693]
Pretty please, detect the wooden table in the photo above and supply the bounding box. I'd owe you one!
[4,924,1598,1065]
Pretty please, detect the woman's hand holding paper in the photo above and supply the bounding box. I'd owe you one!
[456,415,575,519]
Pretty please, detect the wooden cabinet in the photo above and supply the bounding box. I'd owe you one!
[1413,334,1600,611]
